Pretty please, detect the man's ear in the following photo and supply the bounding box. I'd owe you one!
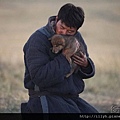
[55,16,58,23]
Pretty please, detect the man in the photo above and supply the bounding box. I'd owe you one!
[22,3,98,113]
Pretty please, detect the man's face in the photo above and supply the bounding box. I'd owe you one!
[55,20,77,35]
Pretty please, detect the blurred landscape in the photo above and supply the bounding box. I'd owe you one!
[0,0,120,113]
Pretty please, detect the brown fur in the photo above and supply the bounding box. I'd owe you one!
[49,34,65,53]
[49,34,85,78]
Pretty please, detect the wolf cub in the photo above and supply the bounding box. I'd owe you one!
[49,34,85,77]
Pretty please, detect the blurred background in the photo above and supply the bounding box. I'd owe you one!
[0,0,120,113]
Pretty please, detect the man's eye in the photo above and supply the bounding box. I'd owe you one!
[68,31,71,34]
[60,26,64,29]
[68,31,73,33]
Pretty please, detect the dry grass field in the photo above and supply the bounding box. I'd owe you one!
[0,0,120,113]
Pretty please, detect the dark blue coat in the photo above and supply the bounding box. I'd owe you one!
[23,16,98,113]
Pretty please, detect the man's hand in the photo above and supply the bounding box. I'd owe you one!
[72,51,88,68]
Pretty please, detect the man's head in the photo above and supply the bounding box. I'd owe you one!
[55,3,85,35]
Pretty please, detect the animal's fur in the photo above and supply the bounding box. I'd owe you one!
[49,34,85,77]
[49,34,65,54]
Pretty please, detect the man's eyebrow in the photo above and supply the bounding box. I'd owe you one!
[60,24,76,32]
[60,24,65,28]
[68,29,76,32]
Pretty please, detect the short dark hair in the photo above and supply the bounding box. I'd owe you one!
[57,3,85,30]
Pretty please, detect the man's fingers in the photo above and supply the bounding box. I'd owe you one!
[80,51,84,57]
[72,55,84,62]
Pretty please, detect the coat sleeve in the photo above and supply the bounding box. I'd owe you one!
[24,32,71,88]
[75,32,95,79]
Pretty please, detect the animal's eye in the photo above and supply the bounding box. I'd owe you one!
[59,45,63,49]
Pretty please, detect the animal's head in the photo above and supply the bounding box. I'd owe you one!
[49,34,65,53]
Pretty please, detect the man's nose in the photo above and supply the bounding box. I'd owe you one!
[61,30,67,35]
